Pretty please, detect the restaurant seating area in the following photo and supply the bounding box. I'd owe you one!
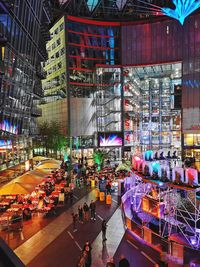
[0,159,75,237]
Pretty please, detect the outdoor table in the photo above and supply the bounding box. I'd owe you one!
[0,202,10,206]
[7,208,20,212]
[51,191,59,197]
[23,204,36,211]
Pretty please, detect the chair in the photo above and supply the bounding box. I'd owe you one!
[8,215,23,231]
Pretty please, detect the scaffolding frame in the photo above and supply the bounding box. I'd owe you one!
[130,172,200,250]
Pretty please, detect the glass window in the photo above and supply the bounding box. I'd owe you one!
[60,23,64,31]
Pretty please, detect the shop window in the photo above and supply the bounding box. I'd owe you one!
[184,134,194,146]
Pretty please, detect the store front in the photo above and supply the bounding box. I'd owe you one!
[184,134,200,170]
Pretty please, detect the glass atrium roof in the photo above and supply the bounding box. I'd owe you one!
[51,0,174,21]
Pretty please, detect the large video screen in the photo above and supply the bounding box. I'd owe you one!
[98,132,123,147]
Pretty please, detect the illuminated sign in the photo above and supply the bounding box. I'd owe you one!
[0,140,12,150]
[0,119,18,134]
[162,0,200,25]
[98,132,123,147]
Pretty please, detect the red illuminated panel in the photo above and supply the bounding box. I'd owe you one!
[69,82,110,87]
[68,29,118,39]
[69,55,105,61]
[68,42,118,51]
[67,15,120,26]
[69,67,94,72]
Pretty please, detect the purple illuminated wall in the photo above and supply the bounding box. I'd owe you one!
[121,18,183,66]
[121,14,200,132]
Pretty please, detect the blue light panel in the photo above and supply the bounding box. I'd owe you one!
[162,0,200,25]
[87,0,99,12]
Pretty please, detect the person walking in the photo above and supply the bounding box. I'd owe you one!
[89,200,96,221]
[101,220,107,242]
[83,202,89,221]
[118,255,130,267]
[83,241,92,267]
[78,205,83,224]
[69,190,73,204]
[106,182,111,195]
[72,212,78,232]
[106,258,115,267]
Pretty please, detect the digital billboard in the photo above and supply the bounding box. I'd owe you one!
[98,132,123,147]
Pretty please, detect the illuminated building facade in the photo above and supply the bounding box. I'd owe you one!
[0,0,51,172]
[38,16,68,135]
[39,11,200,166]
[39,16,120,154]
[67,16,120,142]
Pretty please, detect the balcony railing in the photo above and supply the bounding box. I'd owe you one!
[36,66,47,79]
[31,107,42,117]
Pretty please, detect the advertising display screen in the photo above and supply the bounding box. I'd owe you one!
[98,132,123,147]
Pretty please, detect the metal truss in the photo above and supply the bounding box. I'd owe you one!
[161,187,200,249]
[50,0,173,20]
[130,172,200,250]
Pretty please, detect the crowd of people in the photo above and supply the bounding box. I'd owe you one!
[72,199,97,232]
[106,255,130,267]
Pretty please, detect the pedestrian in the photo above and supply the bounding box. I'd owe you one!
[106,182,111,195]
[89,200,96,221]
[118,255,130,267]
[69,190,73,204]
[78,205,83,223]
[82,241,92,266]
[101,219,107,241]
[84,245,91,267]
[72,212,78,232]
[106,257,115,267]
[83,202,89,221]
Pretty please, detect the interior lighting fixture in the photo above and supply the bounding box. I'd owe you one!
[162,0,200,25]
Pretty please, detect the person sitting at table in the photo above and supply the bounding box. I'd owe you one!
[44,195,50,206]
[23,208,32,220]
[11,210,22,224]
[38,196,44,210]
[45,188,51,197]
[27,198,32,204]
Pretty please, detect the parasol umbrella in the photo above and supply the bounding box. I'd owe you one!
[115,163,131,172]
[42,159,61,165]
[16,171,46,181]
[37,162,60,169]
[30,168,50,176]
[0,182,34,195]
[33,156,49,162]
[14,174,42,185]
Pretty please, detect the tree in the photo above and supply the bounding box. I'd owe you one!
[93,149,107,171]
[36,121,67,159]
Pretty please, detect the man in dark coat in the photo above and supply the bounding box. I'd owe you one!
[101,220,107,241]
[118,255,130,267]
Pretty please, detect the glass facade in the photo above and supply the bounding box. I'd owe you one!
[96,67,122,132]
[123,63,182,154]
[67,16,120,139]
[37,13,200,165]
[67,16,120,98]
[121,13,200,166]
[0,0,51,171]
